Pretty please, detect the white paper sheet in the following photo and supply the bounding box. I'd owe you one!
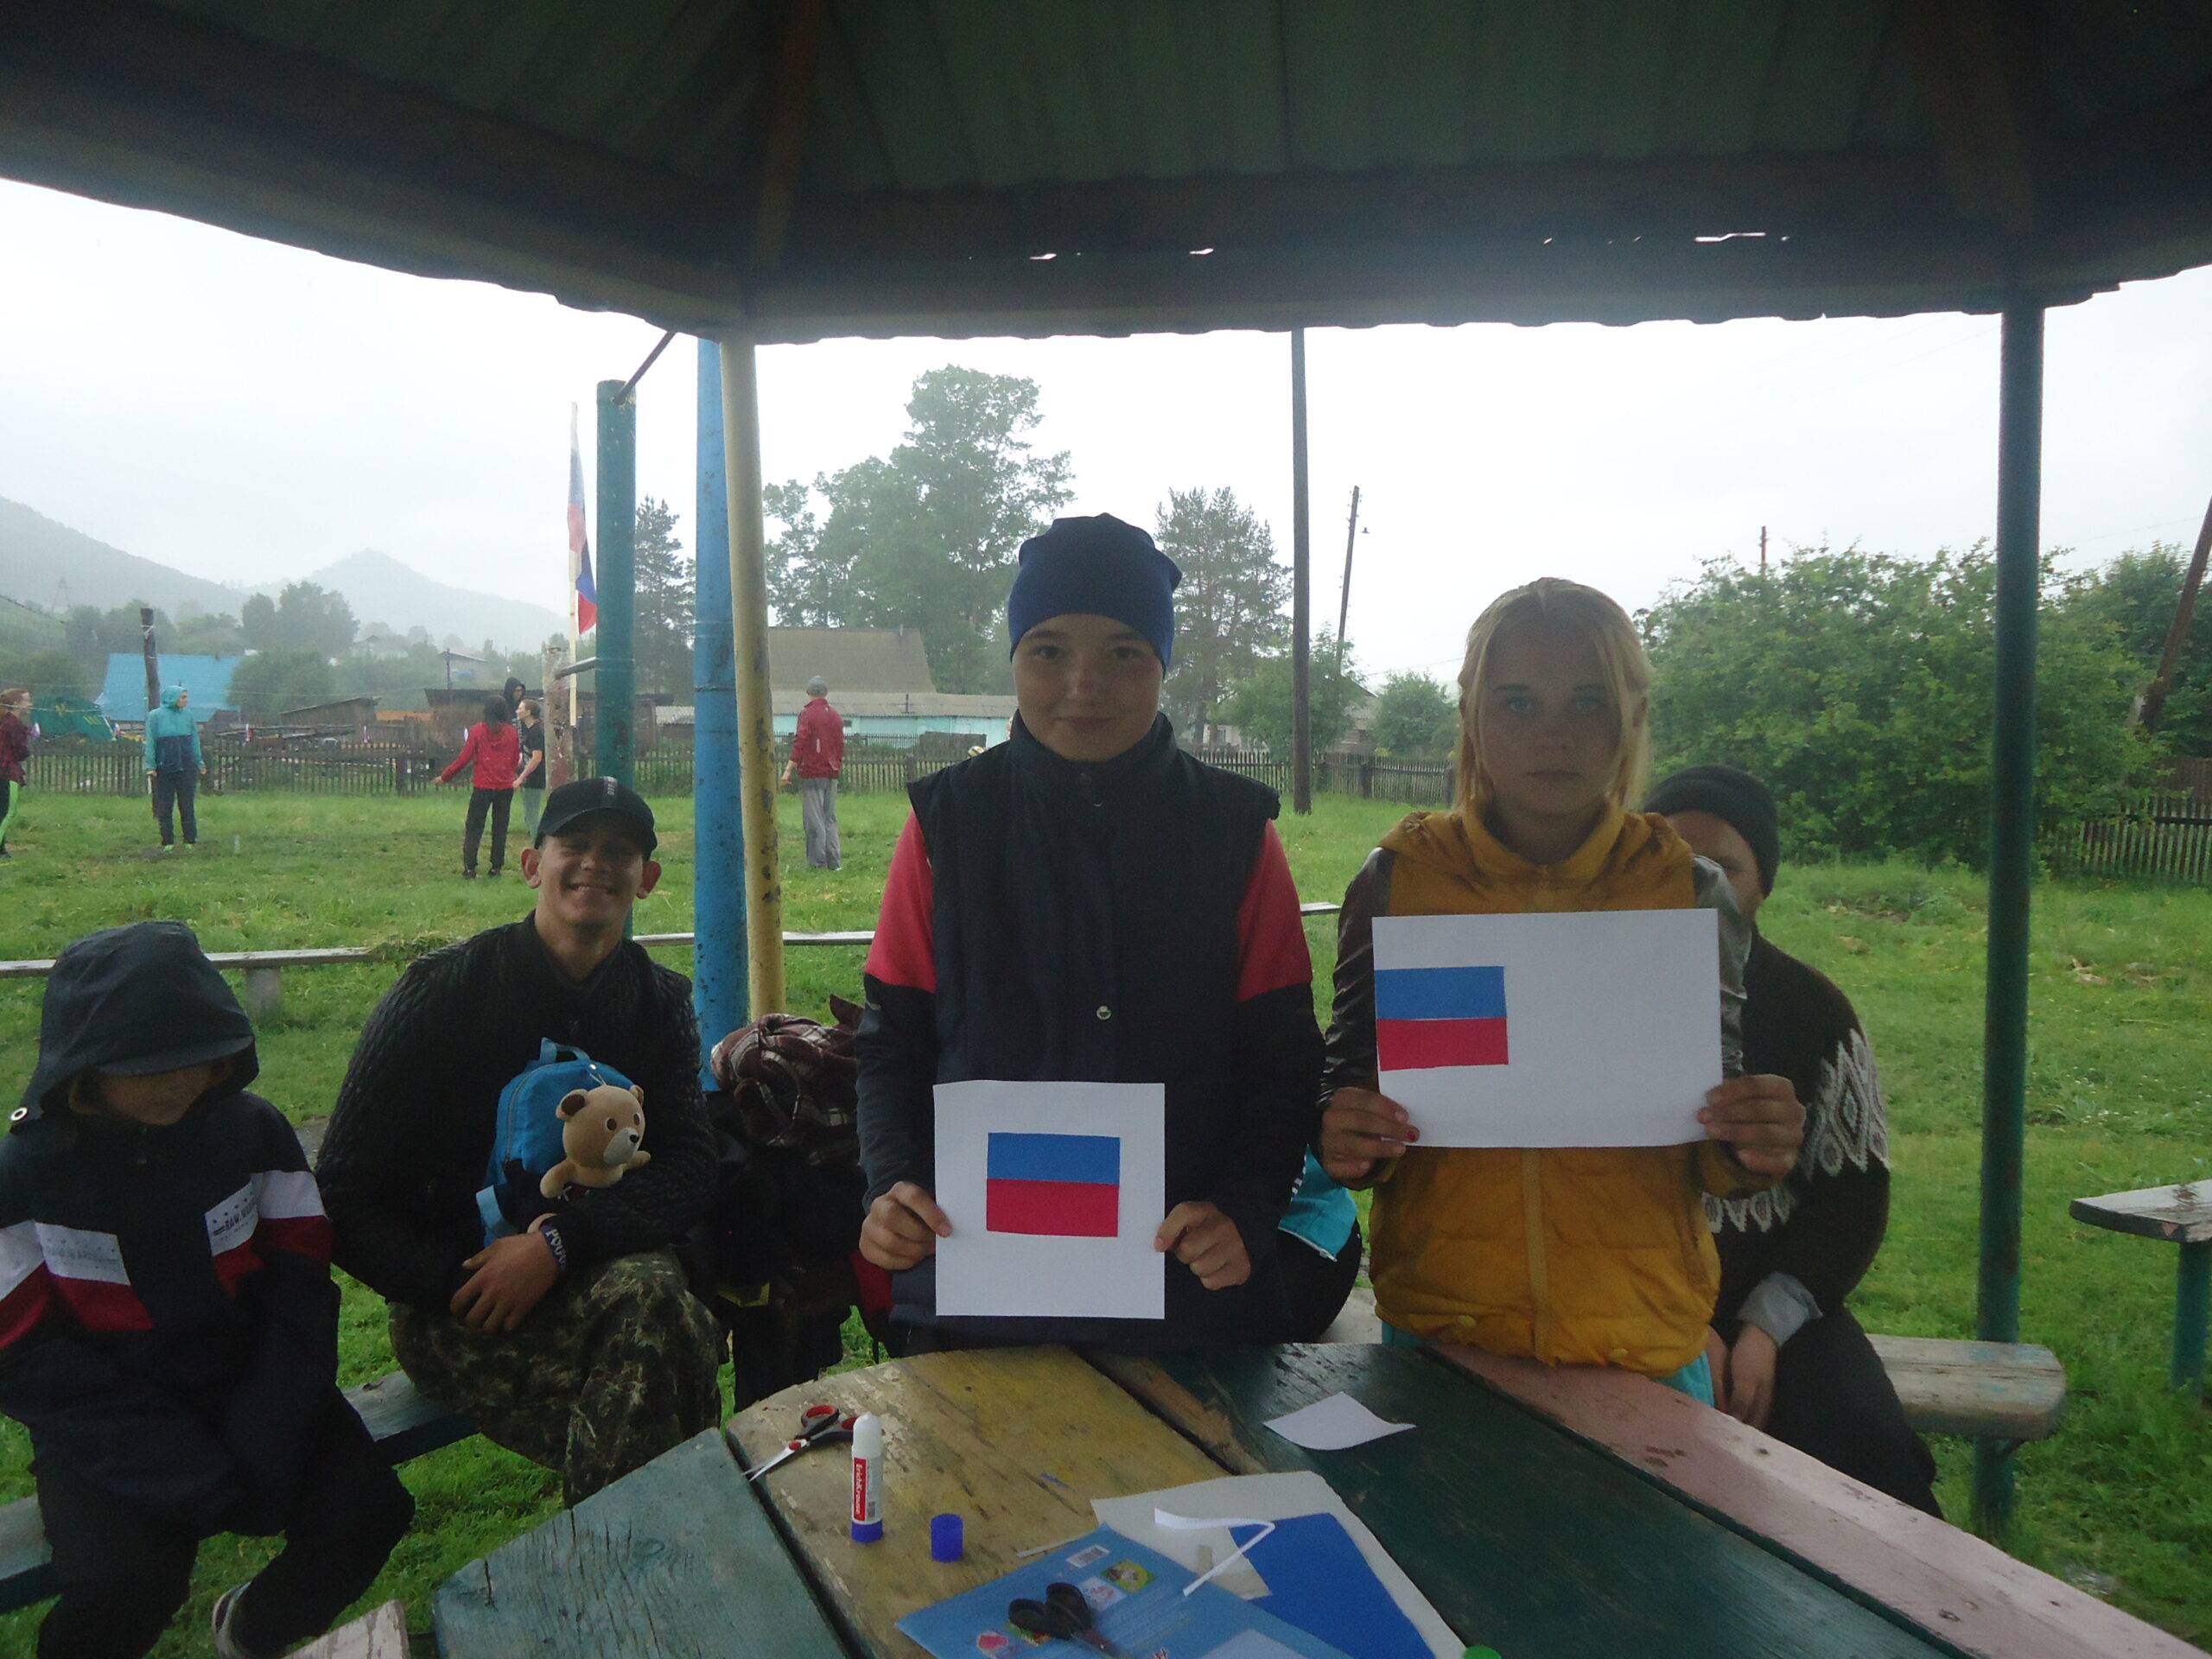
[1262,1391,1414,1451]
[1372,907,1721,1147]
[1093,1472,1462,1659]
[931,1079,1166,1319]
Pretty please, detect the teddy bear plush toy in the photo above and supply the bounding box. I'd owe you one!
[538,1082,652,1199]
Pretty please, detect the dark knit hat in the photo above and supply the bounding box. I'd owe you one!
[1647,764,1781,894]
[1007,514,1182,668]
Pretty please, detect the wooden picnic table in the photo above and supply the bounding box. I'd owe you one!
[431,1343,2203,1659]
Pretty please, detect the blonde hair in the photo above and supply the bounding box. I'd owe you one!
[1452,578,1652,816]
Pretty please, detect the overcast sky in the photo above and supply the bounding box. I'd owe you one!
[3,175,2209,682]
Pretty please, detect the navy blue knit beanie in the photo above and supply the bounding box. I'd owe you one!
[1007,514,1182,668]
[1646,764,1782,895]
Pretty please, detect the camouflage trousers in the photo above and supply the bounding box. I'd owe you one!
[391,1249,723,1505]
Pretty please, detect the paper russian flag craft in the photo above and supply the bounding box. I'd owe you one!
[985,1132,1121,1237]
[1376,964,1509,1071]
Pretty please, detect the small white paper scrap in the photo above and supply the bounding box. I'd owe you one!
[1262,1392,1414,1451]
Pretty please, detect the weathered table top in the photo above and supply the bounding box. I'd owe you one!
[435,1343,2206,1659]
[2071,1182,2212,1245]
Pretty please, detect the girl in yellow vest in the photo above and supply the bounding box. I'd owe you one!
[1317,578,1804,1402]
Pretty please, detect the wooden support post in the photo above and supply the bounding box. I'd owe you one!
[2135,492,2212,733]
[1976,298,2044,1532]
[1290,328,1313,815]
[243,966,282,1024]
[2177,1241,2210,1402]
[719,334,786,1016]
[594,378,638,788]
[138,607,160,724]
[542,643,574,789]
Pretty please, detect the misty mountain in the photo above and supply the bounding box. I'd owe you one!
[266,550,563,654]
[0,496,564,652]
[0,495,243,619]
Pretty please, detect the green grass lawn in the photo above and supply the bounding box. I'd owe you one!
[0,788,2208,1649]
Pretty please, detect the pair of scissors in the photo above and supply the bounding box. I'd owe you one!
[747,1402,855,1481]
[1008,1582,1134,1659]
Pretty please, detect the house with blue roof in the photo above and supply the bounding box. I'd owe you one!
[97,654,245,724]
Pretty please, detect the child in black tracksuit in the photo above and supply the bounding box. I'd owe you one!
[1,923,413,1659]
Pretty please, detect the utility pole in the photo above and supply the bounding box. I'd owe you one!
[1758,525,1769,575]
[2135,492,2212,734]
[138,607,160,721]
[1290,328,1313,814]
[1337,486,1362,640]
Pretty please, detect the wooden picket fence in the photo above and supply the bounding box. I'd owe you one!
[2065,789,2212,882]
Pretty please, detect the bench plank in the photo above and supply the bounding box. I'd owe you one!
[1866,1334,2067,1442]
[433,1428,844,1659]
[289,1598,409,1659]
[0,1373,469,1618]
[2071,1184,2212,1245]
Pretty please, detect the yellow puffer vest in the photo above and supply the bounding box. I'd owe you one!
[1368,804,1774,1376]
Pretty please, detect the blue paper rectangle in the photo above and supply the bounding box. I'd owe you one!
[1236,1516,1431,1659]
[987,1131,1122,1186]
[1374,964,1507,1021]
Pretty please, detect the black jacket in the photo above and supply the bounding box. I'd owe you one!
[316,918,715,1311]
[857,716,1322,1350]
[1713,934,1892,1333]
[2,923,337,1535]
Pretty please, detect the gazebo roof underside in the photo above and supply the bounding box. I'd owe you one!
[5,0,2212,340]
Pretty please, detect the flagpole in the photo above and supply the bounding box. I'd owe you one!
[567,404,582,740]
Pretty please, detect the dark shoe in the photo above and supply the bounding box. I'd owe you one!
[211,1583,276,1659]
[461,868,477,880]
[487,868,504,878]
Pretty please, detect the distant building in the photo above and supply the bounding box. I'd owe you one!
[280,696,380,735]
[654,626,1020,746]
[96,653,243,723]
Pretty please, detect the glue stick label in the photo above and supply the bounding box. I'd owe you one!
[849,1412,884,1541]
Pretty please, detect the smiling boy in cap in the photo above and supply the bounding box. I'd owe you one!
[316,778,723,1505]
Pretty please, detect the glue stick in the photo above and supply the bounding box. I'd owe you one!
[850,1413,884,1542]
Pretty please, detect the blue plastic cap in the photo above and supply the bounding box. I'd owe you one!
[851,1518,883,1543]
[931,1512,964,1562]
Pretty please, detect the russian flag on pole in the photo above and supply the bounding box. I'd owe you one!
[1372,909,1724,1148]
[986,1132,1121,1236]
[569,407,597,635]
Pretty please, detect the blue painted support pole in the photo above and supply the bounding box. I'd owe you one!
[594,378,638,787]
[1975,300,2044,1532]
[692,340,749,1078]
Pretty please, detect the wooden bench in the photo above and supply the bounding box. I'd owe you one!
[2070,1182,2212,1400]
[0,1372,471,1616]
[1866,1334,2067,1444]
[1322,1287,2064,1443]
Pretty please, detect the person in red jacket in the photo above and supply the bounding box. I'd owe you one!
[439,697,521,879]
[783,675,845,870]
[0,687,30,859]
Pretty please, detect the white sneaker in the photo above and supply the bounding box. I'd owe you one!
[210,1583,273,1659]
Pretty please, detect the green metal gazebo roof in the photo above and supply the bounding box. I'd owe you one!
[3,1,2212,339]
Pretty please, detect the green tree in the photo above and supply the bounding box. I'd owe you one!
[228,649,334,723]
[633,496,694,696]
[1225,632,1365,754]
[0,649,92,701]
[172,612,246,656]
[1642,543,2153,865]
[2065,543,2212,755]
[1371,670,1459,758]
[242,584,353,657]
[1154,487,1289,735]
[765,367,1072,691]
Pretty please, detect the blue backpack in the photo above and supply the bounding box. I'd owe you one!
[476,1040,637,1241]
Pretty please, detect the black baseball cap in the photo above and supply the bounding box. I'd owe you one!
[536,777,658,854]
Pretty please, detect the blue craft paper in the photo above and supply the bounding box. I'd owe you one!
[1233,1516,1430,1659]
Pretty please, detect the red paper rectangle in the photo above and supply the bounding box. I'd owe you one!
[986,1177,1119,1237]
[1376,1015,1510,1071]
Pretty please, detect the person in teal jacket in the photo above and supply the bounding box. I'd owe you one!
[143,686,207,850]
